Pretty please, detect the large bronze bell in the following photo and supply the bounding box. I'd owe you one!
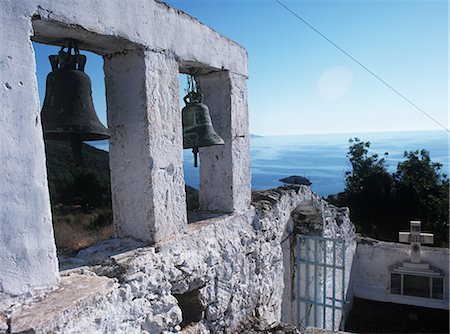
[182,91,224,167]
[41,43,109,165]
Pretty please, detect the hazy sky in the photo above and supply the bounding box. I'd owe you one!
[33,0,448,136]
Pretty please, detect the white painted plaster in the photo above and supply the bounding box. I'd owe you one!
[281,218,296,325]
[280,201,357,330]
[1,186,351,333]
[0,4,59,294]
[105,50,187,243]
[1,0,248,294]
[198,71,251,213]
[351,238,449,310]
[28,0,248,76]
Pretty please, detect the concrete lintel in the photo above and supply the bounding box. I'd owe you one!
[11,0,248,76]
[31,18,145,55]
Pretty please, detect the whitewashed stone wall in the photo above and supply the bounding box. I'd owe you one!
[0,0,250,295]
[280,200,357,330]
[0,2,360,333]
[198,72,251,213]
[0,186,354,333]
[351,238,449,310]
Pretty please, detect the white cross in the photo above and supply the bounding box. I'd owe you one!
[399,220,434,263]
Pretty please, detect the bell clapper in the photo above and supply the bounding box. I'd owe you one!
[193,147,199,168]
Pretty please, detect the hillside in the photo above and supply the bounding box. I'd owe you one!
[45,141,198,252]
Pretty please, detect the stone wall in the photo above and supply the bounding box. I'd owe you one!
[350,238,449,310]
[279,197,356,330]
[0,186,355,334]
[1,0,250,295]
[0,2,361,333]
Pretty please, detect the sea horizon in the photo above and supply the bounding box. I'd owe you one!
[251,128,448,138]
[88,129,449,197]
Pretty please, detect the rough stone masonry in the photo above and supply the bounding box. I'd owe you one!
[1,0,249,295]
[0,1,356,333]
[1,186,355,333]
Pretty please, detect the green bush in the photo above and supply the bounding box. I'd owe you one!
[330,138,449,247]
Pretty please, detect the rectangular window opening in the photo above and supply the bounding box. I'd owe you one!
[179,73,200,222]
[432,277,444,299]
[390,273,402,295]
[33,41,114,261]
[403,275,429,298]
[390,272,444,300]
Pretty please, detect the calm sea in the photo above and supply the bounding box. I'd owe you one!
[89,130,449,197]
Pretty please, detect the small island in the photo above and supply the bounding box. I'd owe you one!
[279,175,312,186]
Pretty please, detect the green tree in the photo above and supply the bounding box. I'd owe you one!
[345,138,391,194]
[332,140,449,246]
[338,138,395,237]
[395,150,449,246]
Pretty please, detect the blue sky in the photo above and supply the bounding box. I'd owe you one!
[33,0,448,136]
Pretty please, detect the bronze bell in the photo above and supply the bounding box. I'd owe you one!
[182,91,224,167]
[41,43,109,165]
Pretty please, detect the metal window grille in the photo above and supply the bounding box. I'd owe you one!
[296,235,346,331]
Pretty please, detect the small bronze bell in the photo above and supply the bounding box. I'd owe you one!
[182,90,224,167]
[41,42,109,165]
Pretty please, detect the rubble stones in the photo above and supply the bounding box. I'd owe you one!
[1,186,355,333]
[236,319,301,333]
